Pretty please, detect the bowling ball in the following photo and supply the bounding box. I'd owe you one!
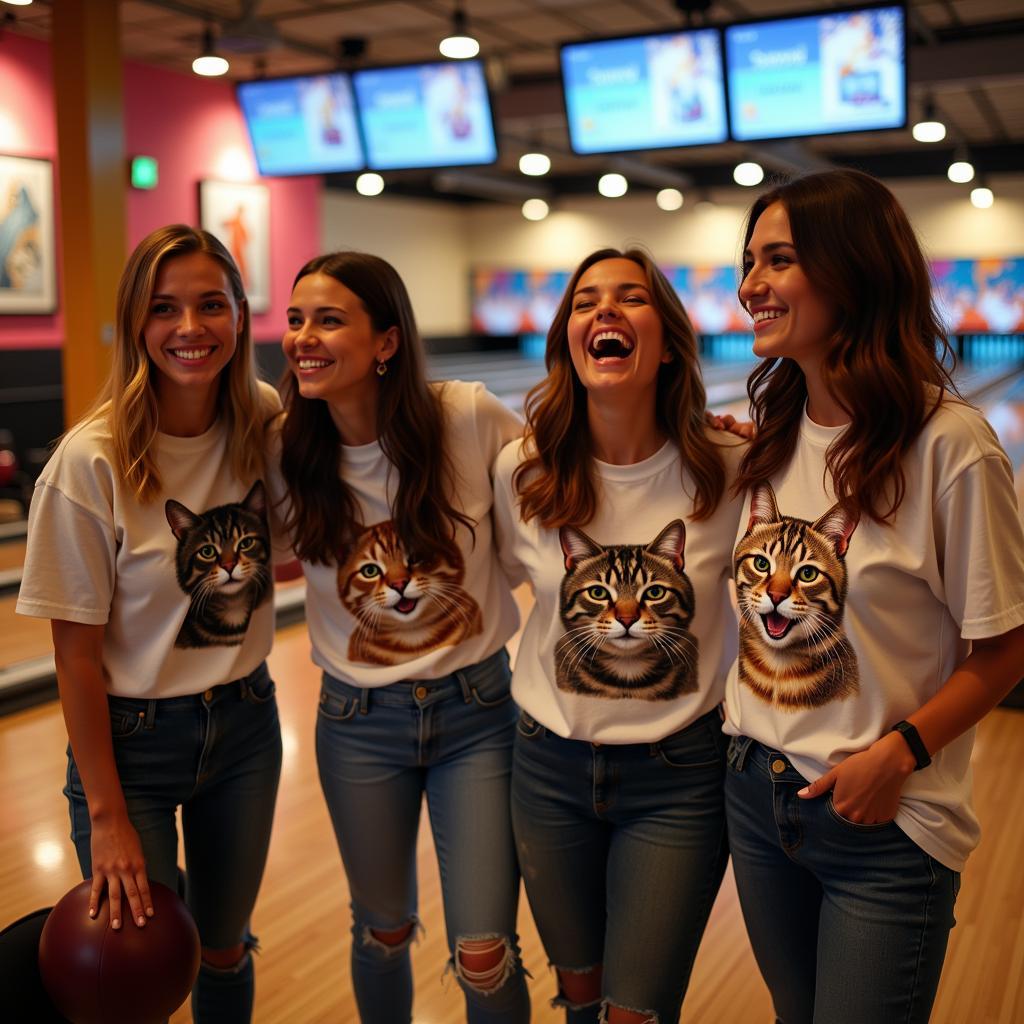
[38,879,200,1024]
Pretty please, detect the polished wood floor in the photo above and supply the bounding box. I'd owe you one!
[2,616,1023,1023]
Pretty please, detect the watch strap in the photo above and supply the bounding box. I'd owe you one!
[891,720,932,771]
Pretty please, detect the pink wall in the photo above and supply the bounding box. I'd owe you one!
[0,32,321,349]
[0,33,62,347]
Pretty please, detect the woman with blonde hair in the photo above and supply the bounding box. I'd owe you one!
[18,224,283,1023]
[493,247,745,1023]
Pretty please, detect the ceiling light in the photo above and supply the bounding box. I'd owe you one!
[356,173,384,197]
[439,4,479,59]
[911,98,945,143]
[193,27,229,77]
[1,1,34,6]
[733,162,764,187]
[656,188,684,211]
[970,186,994,209]
[947,160,974,184]
[519,152,551,177]
[522,199,549,221]
[598,173,628,198]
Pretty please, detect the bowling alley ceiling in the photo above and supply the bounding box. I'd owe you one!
[8,0,1024,201]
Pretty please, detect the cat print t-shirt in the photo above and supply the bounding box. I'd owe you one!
[17,382,281,699]
[493,432,746,743]
[723,399,1024,871]
[292,380,523,687]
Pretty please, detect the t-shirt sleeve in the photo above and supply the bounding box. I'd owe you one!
[17,481,116,624]
[934,453,1024,639]
[472,384,525,474]
[492,442,529,589]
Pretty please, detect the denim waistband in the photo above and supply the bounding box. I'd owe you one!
[107,661,272,725]
[526,706,723,751]
[322,647,509,712]
[727,735,808,784]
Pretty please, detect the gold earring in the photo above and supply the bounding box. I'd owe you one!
[376,360,388,377]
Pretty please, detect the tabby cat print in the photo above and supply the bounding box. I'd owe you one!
[165,480,271,649]
[555,520,698,701]
[735,481,859,709]
[338,520,482,666]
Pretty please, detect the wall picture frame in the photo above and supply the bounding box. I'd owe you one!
[198,179,271,313]
[0,154,57,315]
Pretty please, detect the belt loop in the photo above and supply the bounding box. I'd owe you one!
[727,735,754,772]
[455,670,472,703]
[144,700,157,730]
[359,688,370,715]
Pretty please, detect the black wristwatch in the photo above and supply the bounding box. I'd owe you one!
[891,720,932,771]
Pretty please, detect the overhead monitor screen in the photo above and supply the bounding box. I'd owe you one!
[352,60,498,170]
[237,73,365,176]
[560,29,729,154]
[725,4,906,141]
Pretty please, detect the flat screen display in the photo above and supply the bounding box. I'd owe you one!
[725,4,906,141]
[353,60,498,170]
[560,29,728,154]
[237,74,365,176]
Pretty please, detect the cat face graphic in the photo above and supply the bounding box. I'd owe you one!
[736,481,858,653]
[555,520,698,700]
[165,480,271,648]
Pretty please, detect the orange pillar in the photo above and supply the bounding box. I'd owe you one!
[51,0,125,425]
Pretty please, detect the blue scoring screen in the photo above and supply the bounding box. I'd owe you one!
[725,5,906,141]
[561,29,729,155]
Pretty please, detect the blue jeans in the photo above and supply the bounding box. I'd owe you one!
[316,648,529,1024]
[725,736,960,1024]
[65,662,283,1024]
[511,708,730,1024]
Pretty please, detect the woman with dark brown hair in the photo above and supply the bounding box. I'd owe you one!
[274,252,529,1023]
[493,247,746,1023]
[724,168,1024,1024]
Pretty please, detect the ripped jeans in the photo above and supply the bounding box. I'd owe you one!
[511,709,730,1024]
[316,648,530,1024]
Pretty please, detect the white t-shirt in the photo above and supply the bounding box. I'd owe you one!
[287,380,523,687]
[494,433,746,743]
[723,398,1024,871]
[17,382,282,699]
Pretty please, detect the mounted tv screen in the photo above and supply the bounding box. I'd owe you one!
[725,4,906,141]
[560,29,729,155]
[237,74,365,176]
[352,60,498,170]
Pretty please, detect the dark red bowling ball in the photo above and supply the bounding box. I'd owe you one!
[38,880,200,1024]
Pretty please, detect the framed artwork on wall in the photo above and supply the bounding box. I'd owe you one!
[198,180,271,313]
[0,155,57,315]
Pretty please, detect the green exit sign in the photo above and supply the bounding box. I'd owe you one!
[130,156,159,190]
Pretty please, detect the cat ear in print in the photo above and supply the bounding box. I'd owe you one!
[646,519,686,571]
[746,481,781,534]
[559,525,603,571]
[166,499,201,539]
[812,502,858,557]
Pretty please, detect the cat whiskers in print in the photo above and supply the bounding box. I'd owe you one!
[554,520,698,701]
[338,521,482,666]
[735,481,860,709]
[165,481,271,649]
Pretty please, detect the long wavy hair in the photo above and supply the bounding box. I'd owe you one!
[279,252,472,566]
[733,169,958,522]
[514,247,726,527]
[84,225,266,503]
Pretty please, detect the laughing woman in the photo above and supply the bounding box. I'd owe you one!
[724,169,1024,1024]
[493,248,745,1024]
[274,252,529,1024]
